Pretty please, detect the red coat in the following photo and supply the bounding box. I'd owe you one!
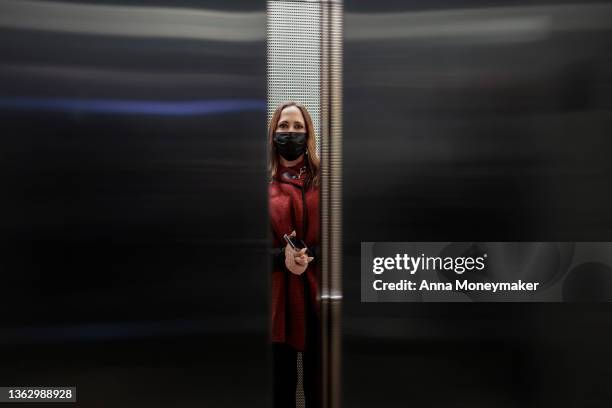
[269,159,320,351]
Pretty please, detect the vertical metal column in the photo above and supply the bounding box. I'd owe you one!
[320,2,343,408]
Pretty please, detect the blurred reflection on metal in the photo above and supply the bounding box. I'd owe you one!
[0,97,264,115]
[346,3,612,41]
[0,0,264,41]
[344,1,612,407]
[0,1,268,407]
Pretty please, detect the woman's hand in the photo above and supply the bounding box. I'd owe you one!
[284,231,315,275]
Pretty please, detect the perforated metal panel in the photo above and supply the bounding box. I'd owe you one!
[267,0,322,151]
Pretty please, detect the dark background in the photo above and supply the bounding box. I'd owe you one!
[0,1,269,406]
[344,1,612,407]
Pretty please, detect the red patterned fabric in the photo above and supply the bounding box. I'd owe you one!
[269,159,320,351]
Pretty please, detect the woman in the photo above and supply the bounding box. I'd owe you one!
[269,101,321,408]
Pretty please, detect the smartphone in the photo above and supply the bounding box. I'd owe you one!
[283,233,307,251]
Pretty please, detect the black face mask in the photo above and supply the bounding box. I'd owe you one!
[273,132,307,161]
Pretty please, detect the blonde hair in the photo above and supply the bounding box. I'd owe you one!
[268,101,320,190]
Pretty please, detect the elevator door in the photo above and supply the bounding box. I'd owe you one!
[344,1,612,407]
[0,1,270,406]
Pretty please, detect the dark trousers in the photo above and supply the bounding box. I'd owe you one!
[273,342,321,408]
